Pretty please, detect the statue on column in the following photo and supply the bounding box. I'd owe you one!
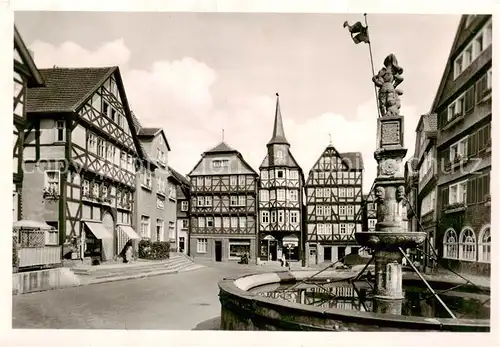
[372,54,404,117]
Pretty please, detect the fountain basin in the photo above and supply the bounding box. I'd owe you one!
[218,269,490,331]
[355,231,426,250]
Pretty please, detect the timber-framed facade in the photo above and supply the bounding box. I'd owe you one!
[188,141,259,262]
[24,67,145,264]
[305,145,364,266]
[258,94,305,265]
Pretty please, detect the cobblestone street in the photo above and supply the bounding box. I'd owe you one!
[12,261,279,330]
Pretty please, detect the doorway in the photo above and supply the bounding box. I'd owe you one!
[179,237,185,253]
[269,241,277,261]
[215,241,222,262]
[324,246,332,262]
[338,246,346,262]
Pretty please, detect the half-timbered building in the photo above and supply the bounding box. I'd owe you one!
[188,141,258,262]
[305,144,364,266]
[170,167,191,254]
[13,26,44,222]
[258,94,305,264]
[25,67,145,264]
[362,190,377,232]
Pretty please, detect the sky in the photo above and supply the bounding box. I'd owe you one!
[15,12,461,192]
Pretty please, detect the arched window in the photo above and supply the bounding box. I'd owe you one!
[478,226,491,263]
[459,227,477,261]
[443,228,458,259]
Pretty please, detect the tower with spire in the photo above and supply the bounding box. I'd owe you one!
[258,93,305,266]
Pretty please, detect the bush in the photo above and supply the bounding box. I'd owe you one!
[138,239,170,260]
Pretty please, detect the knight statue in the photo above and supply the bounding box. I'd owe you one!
[372,53,404,117]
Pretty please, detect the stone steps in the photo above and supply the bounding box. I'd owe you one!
[71,254,201,281]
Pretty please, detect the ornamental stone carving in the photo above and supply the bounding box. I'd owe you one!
[372,53,404,118]
[380,121,401,145]
[380,159,398,176]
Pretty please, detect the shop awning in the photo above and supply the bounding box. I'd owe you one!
[118,225,141,240]
[84,221,113,240]
[263,235,276,241]
[283,235,299,247]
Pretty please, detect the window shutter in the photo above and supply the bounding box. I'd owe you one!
[467,135,473,158]
[477,176,484,202]
[471,131,478,156]
[484,173,490,196]
[467,178,476,204]
[438,109,447,129]
[441,187,449,208]
[442,148,450,166]
[478,127,485,151]
[465,85,475,113]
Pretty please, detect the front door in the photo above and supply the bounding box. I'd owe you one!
[324,246,332,262]
[269,241,277,261]
[215,241,222,262]
[179,237,185,253]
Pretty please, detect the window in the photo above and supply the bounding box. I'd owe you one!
[316,188,323,198]
[229,239,250,259]
[156,219,164,241]
[212,159,228,168]
[168,184,176,200]
[143,170,152,188]
[230,176,237,186]
[197,177,203,187]
[182,219,188,229]
[289,170,298,179]
[347,188,354,197]
[317,224,325,235]
[459,228,476,261]
[197,196,204,207]
[231,217,238,228]
[127,155,133,172]
[291,211,298,224]
[420,189,436,216]
[120,151,127,168]
[197,239,207,253]
[44,171,60,194]
[261,211,270,223]
[347,205,354,216]
[261,170,268,179]
[92,182,99,197]
[316,205,324,216]
[367,203,375,211]
[97,138,105,157]
[270,190,276,201]
[207,217,214,227]
[198,217,205,228]
[447,93,465,121]
[290,190,298,202]
[419,150,434,180]
[82,180,90,196]
[277,170,284,178]
[230,196,238,206]
[324,205,331,216]
[339,205,346,215]
[55,120,65,142]
[443,229,458,259]
[260,190,269,202]
[157,177,166,194]
[271,211,276,223]
[181,201,188,211]
[339,188,346,198]
[478,226,491,263]
[101,185,108,199]
[222,217,230,228]
[368,219,376,229]
[140,216,151,238]
[157,197,165,210]
[454,19,492,79]
[157,148,165,165]
[205,196,212,207]
[238,175,245,186]
[324,188,330,198]
[476,68,493,102]
[277,189,286,201]
[449,180,467,204]
[239,217,246,229]
[449,137,468,162]
[87,133,96,152]
[278,211,284,223]
[339,224,347,234]
[238,196,245,206]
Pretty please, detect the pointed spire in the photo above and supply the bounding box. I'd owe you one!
[267,92,290,146]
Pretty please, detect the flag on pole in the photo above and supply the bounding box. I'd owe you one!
[343,21,370,44]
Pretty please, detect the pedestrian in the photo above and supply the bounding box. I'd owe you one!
[122,240,133,263]
[281,253,286,267]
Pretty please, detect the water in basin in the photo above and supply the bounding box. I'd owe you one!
[249,280,490,320]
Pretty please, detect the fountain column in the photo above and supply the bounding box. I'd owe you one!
[355,53,426,312]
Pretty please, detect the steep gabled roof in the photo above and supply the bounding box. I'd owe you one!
[26,67,115,113]
[14,25,44,87]
[267,93,289,146]
[136,127,171,151]
[130,112,155,167]
[168,166,190,187]
[206,141,236,154]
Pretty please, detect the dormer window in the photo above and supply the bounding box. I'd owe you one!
[55,120,65,142]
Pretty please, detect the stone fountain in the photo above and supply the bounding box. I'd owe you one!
[354,53,426,315]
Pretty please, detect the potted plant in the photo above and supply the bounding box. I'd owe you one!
[43,186,60,200]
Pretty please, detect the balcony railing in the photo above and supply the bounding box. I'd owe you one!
[19,246,61,268]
